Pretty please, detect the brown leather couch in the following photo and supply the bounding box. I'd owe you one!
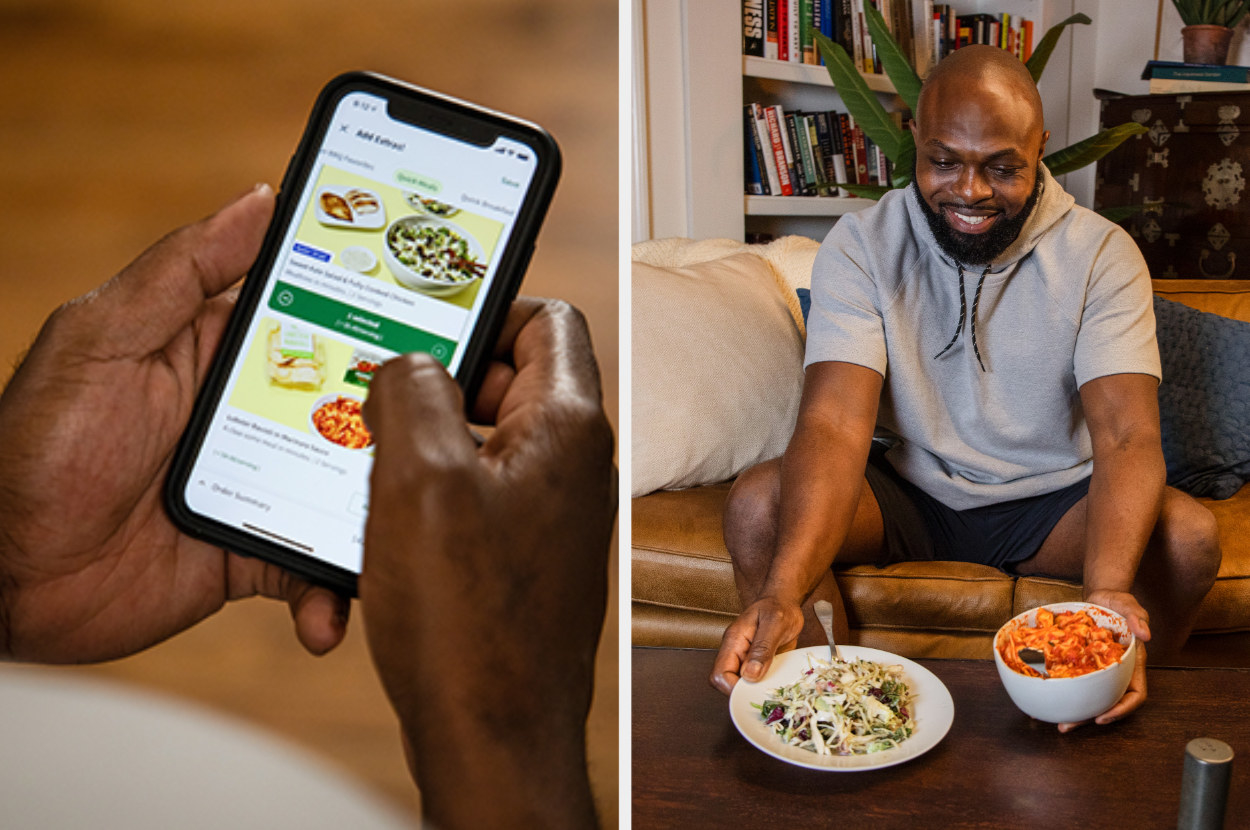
[632,241,1250,668]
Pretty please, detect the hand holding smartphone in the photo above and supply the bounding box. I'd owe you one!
[166,72,561,595]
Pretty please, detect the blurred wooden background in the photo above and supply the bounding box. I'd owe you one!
[0,0,618,824]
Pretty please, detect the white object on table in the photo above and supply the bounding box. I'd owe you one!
[0,664,415,829]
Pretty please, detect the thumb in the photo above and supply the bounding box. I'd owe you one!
[741,620,785,682]
[1128,612,1152,643]
[363,353,479,479]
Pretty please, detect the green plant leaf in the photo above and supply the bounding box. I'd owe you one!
[839,183,892,199]
[1024,13,1091,83]
[815,33,904,159]
[1041,122,1148,176]
[1098,200,1190,223]
[1173,0,1250,26]
[1096,204,1147,224]
[892,131,916,189]
[1170,0,1194,26]
[1221,0,1250,27]
[862,2,922,113]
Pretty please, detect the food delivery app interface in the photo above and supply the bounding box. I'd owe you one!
[185,90,541,572]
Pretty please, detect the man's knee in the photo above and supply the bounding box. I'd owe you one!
[1155,491,1221,594]
[723,459,782,569]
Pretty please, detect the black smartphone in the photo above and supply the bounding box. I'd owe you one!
[166,72,560,595]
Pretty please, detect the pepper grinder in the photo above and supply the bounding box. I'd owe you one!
[1178,737,1234,830]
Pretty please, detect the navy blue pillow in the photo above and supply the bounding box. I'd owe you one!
[797,287,811,324]
[1154,295,1250,499]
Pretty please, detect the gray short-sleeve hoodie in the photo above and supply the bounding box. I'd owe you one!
[804,164,1161,510]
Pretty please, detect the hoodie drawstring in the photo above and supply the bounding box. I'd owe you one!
[933,263,990,372]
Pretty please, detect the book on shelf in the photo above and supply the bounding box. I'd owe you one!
[801,0,815,64]
[744,2,1033,74]
[789,0,803,65]
[744,107,766,195]
[791,112,818,194]
[1142,60,1250,94]
[766,0,779,59]
[813,111,840,185]
[744,0,765,56]
[837,112,857,187]
[1149,77,1250,94]
[747,103,784,195]
[910,0,935,77]
[850,0,865,70]
[850,117,869,182]
[765,105,797,195]
[836,0,854,55]
[776,0,788,60]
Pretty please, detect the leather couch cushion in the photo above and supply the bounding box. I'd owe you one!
[1153,279,1250,323]
[633,483,1015,632]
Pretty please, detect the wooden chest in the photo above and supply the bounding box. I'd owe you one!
[1094,90,1250,279]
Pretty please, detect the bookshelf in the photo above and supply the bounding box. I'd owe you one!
[636,0,1072,244]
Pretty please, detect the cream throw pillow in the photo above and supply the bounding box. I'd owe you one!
[632,252,806,496]
[632,235,820,337]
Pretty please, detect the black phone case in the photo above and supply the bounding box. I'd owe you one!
[164,71,561,596]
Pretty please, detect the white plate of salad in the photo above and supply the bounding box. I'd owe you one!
[729,645,954,771]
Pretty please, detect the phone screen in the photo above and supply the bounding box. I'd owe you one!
[171,76,556,586]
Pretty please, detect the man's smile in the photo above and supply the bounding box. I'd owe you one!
[943,205,1001,235]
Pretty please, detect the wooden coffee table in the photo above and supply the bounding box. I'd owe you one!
[633,647,1248,828]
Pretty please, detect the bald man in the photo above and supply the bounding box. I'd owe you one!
[709,46,1220,729]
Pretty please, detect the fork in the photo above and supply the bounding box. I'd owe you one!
[813,600,843,662]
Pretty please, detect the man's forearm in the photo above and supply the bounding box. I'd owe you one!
[758,421,873,605]
[754,362,882,606]
[1082,439,1166,595]
[1077,372,1167,598]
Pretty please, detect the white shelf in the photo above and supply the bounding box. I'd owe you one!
[745,195,878,216]
[743,56,897,94]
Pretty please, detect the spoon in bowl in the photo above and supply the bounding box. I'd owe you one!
[813,601,843,662]
[1018,647,1049,677]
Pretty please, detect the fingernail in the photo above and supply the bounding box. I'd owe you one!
[228,182,272,206]
[744,660,762,678]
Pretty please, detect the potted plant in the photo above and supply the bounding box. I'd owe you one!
[814,10,1147,199]
[1171,0,1250,64]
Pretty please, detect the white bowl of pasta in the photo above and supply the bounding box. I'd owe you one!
[992,602,1136,724]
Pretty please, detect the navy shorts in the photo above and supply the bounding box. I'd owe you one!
[863,443,1091,570]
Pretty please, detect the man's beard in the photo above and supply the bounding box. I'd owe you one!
[915,170,1043,265]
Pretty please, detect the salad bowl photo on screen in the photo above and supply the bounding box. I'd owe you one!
[383,214,485,296]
